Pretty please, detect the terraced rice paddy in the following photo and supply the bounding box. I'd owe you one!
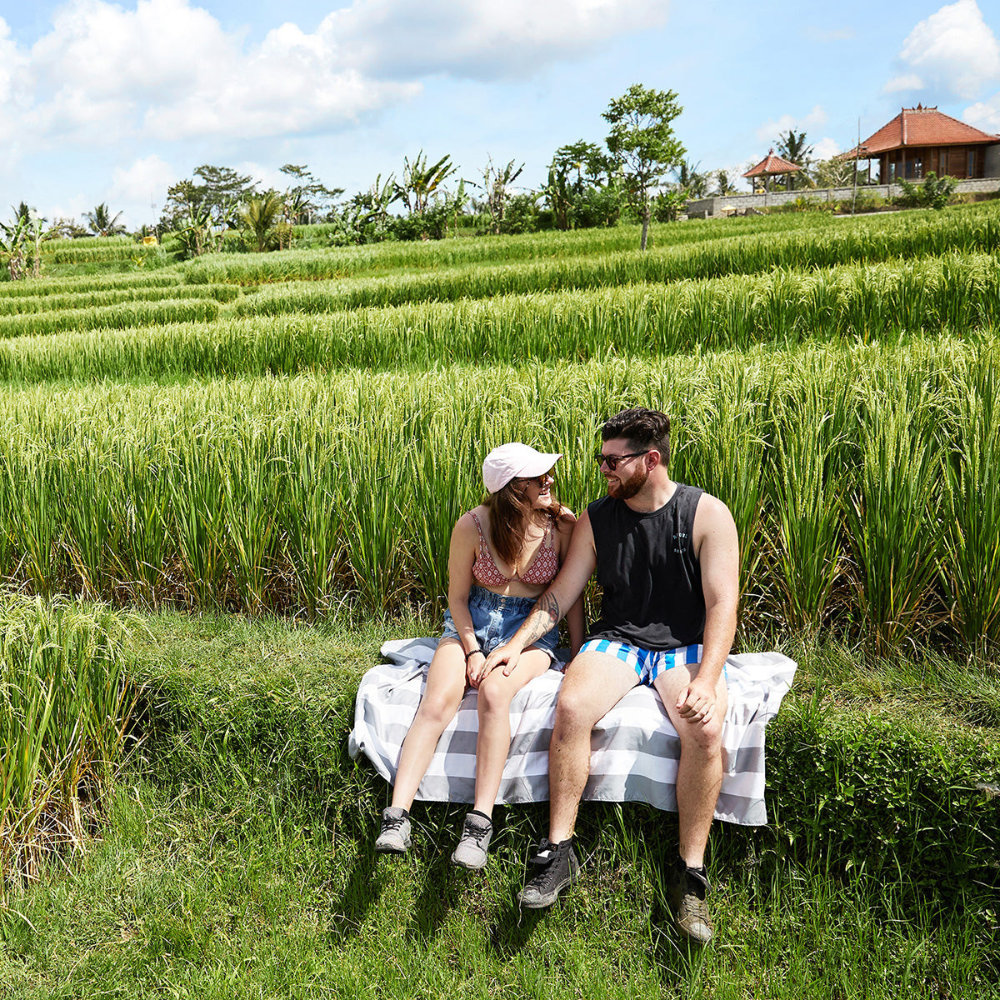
[1,204,998,998]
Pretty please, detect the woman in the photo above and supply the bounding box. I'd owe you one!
[376,442,584,868]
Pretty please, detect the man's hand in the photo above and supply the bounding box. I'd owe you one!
[483,642,522,677]
[466,650,489,688]
[675,676,719,725]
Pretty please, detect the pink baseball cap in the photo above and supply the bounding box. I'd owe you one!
[482,443,562,494]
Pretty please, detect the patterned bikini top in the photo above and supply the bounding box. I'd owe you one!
[469,510,560,588]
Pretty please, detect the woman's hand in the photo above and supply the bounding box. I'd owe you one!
[466,649,489,688]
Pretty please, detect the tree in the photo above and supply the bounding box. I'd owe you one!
[84,203,127,237]
[239,191,287,252]
[280,164,343,224]
[0,210,51,280]
[775,130,815,191]
[395,152,456,215]
[672,160,709,199]
[714,169,737,196]
[469,158,524,235]
[603,84,686,249]
[160,165,256,230]
[544,141,615,230]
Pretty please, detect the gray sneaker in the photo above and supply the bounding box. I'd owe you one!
[667,859,714,944]
[517,838,579,908]
[375,807,411,853]
[450,812,493,869]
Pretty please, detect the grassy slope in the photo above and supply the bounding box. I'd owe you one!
[2,611,998,998]
[3,209,1000,996]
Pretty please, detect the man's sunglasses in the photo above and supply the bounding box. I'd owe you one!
[595,450,649,472]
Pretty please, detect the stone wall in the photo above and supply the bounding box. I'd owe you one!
[685,176,1000,219]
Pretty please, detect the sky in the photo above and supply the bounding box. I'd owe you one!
[1,0,999,228]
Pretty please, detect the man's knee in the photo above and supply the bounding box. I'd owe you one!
[676,712,724,756]
[554,683,604,735]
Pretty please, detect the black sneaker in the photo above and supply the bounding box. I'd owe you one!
[517,838,579,908]
[666,858,714,944]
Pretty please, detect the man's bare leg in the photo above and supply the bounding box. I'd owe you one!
[548,650,639,842]
[651,662,728,867]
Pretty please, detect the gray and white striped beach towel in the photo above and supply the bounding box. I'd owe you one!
[348,638,797,826]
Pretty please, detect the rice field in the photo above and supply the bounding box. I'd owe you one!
[1,204,999,996]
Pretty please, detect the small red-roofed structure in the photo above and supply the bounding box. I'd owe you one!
[742,149,804,193]
[843,105,1000,182]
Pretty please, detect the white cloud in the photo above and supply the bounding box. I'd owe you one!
[883,73,924,94]
[812,137,841,161]
[963,93,1000,132]
[0,0,671,152]
[886,0,1000,100]
[756,105,828,144]
[328,0,672,80]
[111,154,177,204]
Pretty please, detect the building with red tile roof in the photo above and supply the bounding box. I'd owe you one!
[843,105,1000,183]
[742,149,804,193]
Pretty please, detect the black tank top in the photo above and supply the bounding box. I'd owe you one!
[588,483,705,649]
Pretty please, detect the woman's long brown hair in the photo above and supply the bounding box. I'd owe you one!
[484,480,564,568]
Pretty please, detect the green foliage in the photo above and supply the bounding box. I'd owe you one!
[239,191,289,253]
[0,595,137,899]
[83,203,126,237]
[0,212,51,281]
[394,151,456,215]
[774,129,815,190]
[603,83,686,248]
[895,171,959,210]
[470,157,525,235]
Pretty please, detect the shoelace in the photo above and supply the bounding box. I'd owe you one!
[382,815,406,833]
[462,819,491,847]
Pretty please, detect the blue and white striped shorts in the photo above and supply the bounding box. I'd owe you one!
[579,638,703,686]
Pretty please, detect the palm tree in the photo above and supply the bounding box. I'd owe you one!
[84,203,127,237]
[239,191,285,252]
[775,131,816,191]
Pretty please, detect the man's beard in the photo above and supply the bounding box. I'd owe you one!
[607,463,648,500]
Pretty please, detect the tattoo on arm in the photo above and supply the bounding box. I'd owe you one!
[520,592,561,646]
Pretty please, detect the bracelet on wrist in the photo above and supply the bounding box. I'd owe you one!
[464,647,483,661]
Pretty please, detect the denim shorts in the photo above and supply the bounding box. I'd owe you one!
[441,585,559,659]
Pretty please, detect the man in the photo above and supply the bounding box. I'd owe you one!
[482,408,739,944]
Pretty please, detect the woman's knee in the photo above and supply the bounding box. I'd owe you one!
[415,692,461,729]
[477,673,513,718]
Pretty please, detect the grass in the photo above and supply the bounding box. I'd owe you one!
[2,201,1000,997]
[1,609,997,998]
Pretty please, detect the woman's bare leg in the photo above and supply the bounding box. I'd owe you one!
[390,638,467,811]
[471,649,554,817]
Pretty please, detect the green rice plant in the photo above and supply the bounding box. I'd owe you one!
[0,298,221,340]
[940,359,1000,654]
[166,427,230,609]
[765,379,849,631]
[277,422,347,619]
[0,271,183,300]
[340,396,414,612]
[673,371,769,604]
[0,284,236,317]
[219,417,287,613]
[0,596,136,898]
[846,386,945,653]
[6,446,64,597]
